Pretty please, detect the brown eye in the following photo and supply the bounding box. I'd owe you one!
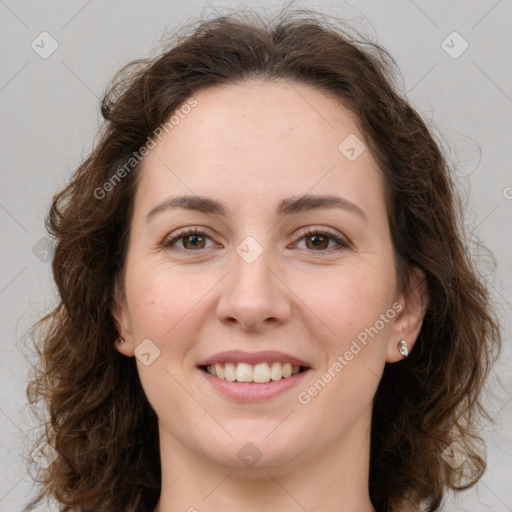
[295,228,350,252]
[182,234,206,250]
[162,228,216,251]
[305,233,330,250]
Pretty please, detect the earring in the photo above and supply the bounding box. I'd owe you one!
[397,339,408,358]
[115,337,125,345]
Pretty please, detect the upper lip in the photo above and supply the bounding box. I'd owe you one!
[197,350,312,368]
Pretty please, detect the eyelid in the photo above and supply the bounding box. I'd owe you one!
[161,226,219,249]
[161,225,352,252]
[293,226,352,250]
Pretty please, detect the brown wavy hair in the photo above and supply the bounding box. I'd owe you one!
[23,7,500,512]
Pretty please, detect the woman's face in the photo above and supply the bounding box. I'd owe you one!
[113,80,424,474]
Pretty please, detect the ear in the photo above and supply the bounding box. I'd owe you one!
[111,278,135,357]
[386,266,429,363]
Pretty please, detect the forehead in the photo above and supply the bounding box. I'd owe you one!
[135,80,384,217]
[160,80,363,157]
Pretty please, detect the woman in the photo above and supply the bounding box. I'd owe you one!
[24,8,500,512]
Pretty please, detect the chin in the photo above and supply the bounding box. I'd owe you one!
[196,425,306,472]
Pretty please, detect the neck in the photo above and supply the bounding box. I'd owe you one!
[153,412,376,512]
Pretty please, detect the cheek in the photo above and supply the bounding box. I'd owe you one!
[291,262,396,422]
[123,264,208,419]
[294,265,396,410]
[290,260,396,350]
[124,260,215,356]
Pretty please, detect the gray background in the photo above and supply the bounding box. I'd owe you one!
[0,1,511,510]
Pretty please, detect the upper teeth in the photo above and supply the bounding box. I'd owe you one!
[205,362,302,383]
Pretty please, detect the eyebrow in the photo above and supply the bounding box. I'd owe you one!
[145,193,367,222]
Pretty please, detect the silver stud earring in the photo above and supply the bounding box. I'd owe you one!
[398,339,408,358]
[115,337,125,345]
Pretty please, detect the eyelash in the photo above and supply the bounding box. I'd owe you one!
[161,226,351,253]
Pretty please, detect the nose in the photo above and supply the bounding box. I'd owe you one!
[216,245,292,332]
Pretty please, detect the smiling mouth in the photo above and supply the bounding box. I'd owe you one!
[199,362,308,384]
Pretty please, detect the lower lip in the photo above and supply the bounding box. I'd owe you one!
[199,367,311,402]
